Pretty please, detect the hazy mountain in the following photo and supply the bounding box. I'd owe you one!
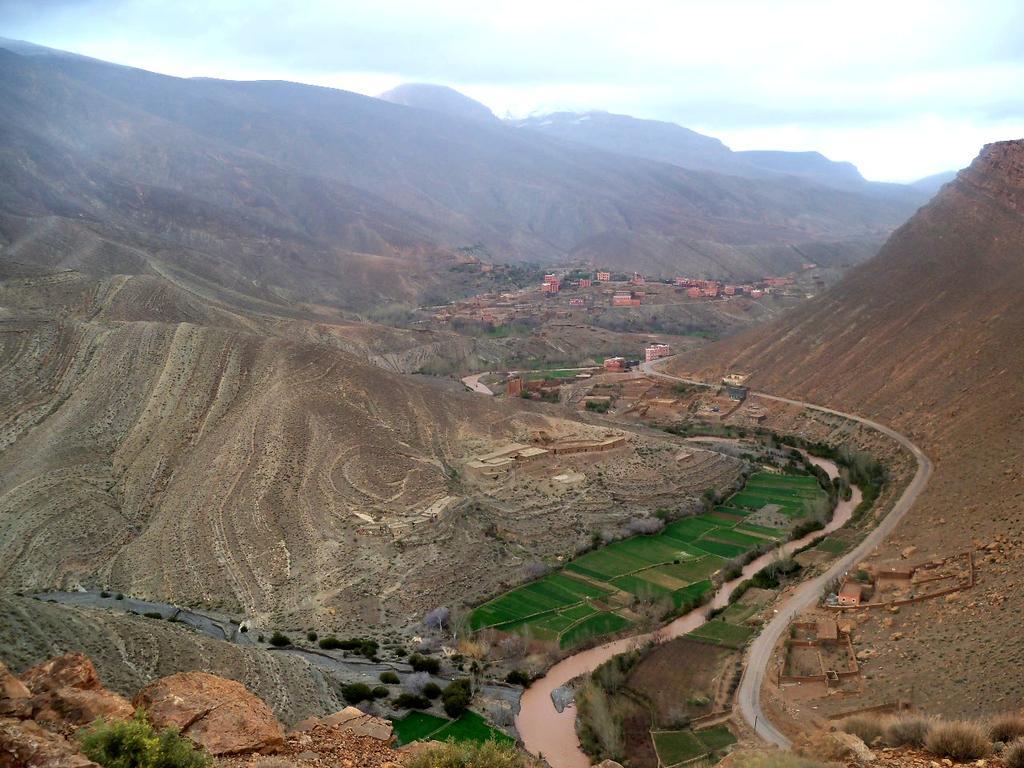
[674,140,1024,716]
[735,149,865,187]
[510,110,754,175]
[909,169,958,196]
[377,82,498,122]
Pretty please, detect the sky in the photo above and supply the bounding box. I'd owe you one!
[3,0,1024,181]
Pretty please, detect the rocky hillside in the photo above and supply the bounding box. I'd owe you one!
[672,139,1024,716]
[0,651,405,767]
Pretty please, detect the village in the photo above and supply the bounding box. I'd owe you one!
[430,265,822,328]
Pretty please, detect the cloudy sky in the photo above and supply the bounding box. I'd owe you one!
[3,0,1024,181]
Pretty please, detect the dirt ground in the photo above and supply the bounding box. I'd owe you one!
[626,638,737,725]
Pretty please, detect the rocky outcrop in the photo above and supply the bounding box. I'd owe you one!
[0,717,100,768]
[0,663,31,718]
[134,671,285,756]
[289,706,394,743]
[18,654,134,729]
[797,730,876,766]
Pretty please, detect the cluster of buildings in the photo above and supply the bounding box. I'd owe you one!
[537,269,801,306]
[611,289,644,307]
[464,436,627,481]
[644,343,672,363]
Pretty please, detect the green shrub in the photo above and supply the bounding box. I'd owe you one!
[318,636,342,650]
[1005,739,1024,768]
[379,671,400,684]
[505,670,531,687]
[841,714,886,746]
[341,683,373,704]
[409,654,441,675]
[100,591,110,598]
[371,686,389,699]
[268,632,292,647]
[77,711,209,768]
[989,714,1024,744]
[422,682,441,700]
[884,715,933,747]
[306,631,318,642]
[115,593,124,600]
[925,721,992,760]
[404,740,529,768]
[393,693,430,710]
[441,679,473,718]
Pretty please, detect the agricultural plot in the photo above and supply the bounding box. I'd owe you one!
[653,729,706,765]
[559,611,633,649]
[687,619,755,649]
[469,470,827,648]
[392,710,512,746]
[651,715,737,765]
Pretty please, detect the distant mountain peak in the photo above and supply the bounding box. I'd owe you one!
[377,83,497,122]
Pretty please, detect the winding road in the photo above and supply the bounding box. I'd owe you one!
[641,357,933,748]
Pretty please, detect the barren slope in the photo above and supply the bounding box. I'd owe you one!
[672,140,1024,716]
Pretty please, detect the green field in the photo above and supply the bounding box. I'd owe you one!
[469,471,826,648]
[392,711,450,744]
[696,725,738,750]
[559,611,633,649]
[653,729,706,765]
[687,620,755,649]
[392,710,512,746]
[653,725,736,765]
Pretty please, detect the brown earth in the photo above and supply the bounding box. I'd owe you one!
[671,140,1024,719]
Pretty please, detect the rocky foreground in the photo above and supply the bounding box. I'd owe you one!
[0,652,405,767]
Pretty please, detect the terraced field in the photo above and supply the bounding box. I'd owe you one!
[469,472,827,648]
[652,725,737,766]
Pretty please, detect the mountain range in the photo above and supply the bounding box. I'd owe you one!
[0,38,932,314]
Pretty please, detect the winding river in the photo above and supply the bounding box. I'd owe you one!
[515,454,861,768]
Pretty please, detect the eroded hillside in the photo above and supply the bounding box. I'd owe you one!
[670,140,1024,716]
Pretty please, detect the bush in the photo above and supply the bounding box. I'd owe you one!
[268,632,292,647]
[77,711,209,768]
[422,682,442,700]
[1005,739,1024,768]
[841,714,886,746]
[505,670,531,687]
[371,686,389,699]
[306,631,318,642]
[379,671,400,685]
[441,679,473,718]
[143,612,163,620]
[409,654,441,675]
[115,593,124,600]
[319,636,342,650]
[989,714,1024,744]
[884,715,933,747]
[100,591,110,598]
[404,740,528,768]
[926,721,992,760]
[393,693,431,710]
[341,683,373,704]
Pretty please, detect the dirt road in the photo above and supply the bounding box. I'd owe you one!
[461,372,494,395]
[641,358,933,748]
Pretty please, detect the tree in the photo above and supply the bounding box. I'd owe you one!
[423,607,450,632]
[441,679,473,718]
